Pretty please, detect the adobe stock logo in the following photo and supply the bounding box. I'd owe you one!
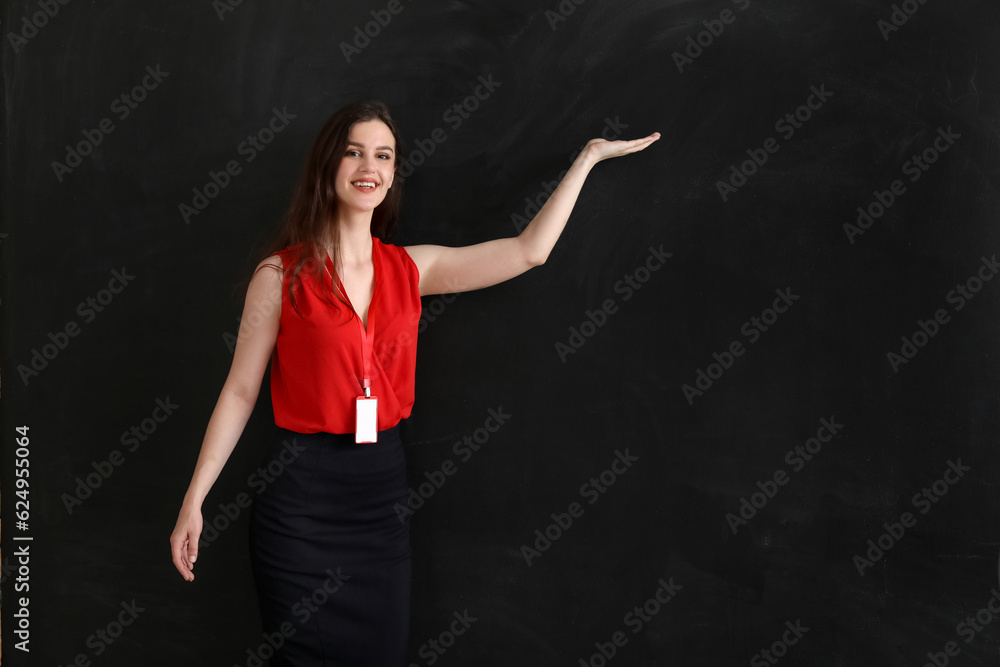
[715,85,832,202]
[682,287,800,404]
[51,65,170,182]
[671,0,751,73]
[923,588,1000,667]
[878,0,931,41]
[199,437,307,552]
[6,0,73,54]
[843,126,960,244]
[235,567,350,667]
[545,0,586,31]
[213,0,246,22]
[519,449,638,566]
[339,0,408,63]
[725,417,843,534]
[61,397,180,514]
[178,106,296,224]
[555,245,672,363]
[886,254,997,373]
[409,610,478,667]
[853,459,970,577]
[56,600,145,666]
[750,620,809,666]
[393,407,511,523]
[576,576,683,666]
[18,267,136,385]
[397,74,503,178]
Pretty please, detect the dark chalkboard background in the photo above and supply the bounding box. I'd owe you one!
[3,0,1000,665]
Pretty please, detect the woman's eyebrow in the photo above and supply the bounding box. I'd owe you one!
[347,141,394,153]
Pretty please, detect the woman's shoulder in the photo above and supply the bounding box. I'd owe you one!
[267,242,309,267]
[257,254,284,270]
[374,238,420,296]
[376,237,418,269]
[374,236,411,256]
[273,241,306,256]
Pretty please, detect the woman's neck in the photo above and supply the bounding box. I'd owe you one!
[328,211,373,268]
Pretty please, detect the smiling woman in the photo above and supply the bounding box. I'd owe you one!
[169,99,658,666]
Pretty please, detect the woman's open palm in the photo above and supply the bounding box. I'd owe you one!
[583,132,661,164]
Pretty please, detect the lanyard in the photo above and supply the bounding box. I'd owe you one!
[353,307,374,397]
[328,246,376,396]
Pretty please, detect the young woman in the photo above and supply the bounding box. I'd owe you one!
[169,100,658,665]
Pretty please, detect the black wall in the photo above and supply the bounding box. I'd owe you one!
[3,1,1000,665]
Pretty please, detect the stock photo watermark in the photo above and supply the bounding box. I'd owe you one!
[878,0,931,41]
[340,0,408,62]
[235,567,350,667]
[200,437,307,552]
[213,0,246,22]
[51,65,170,182]
[56,600,145,666]
[672,0,751,73]
[398,73,502,178]
[886,254,997,373]
[17,267,136,385]
[555,245,672,363]
[716,84,832,202]
[520,449,639,567]
[750,619,810,666]
[409,610,478,667]
[61,396,180,514]
[6,0,73,53]
[853,458,970,577]
[179,106,297,224]
[11,545,30,653]
[394,406,511,522]
[726,417,844,534]
[545,0,587,31]
[577,576,683,666]
[922,588,1000,667]
[682,287,800,405]
[843,126,961,244]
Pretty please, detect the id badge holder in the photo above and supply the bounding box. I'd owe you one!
[355,385,378,443]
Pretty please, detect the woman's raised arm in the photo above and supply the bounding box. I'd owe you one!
[404,132,660,296]
[169,255,283,581]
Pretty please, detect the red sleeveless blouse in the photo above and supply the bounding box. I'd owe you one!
[269,237,422,434]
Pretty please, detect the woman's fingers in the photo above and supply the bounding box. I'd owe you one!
[170,512,201,581]
[614,133,661,155]
[172,537,194,581]
[170,533,195,581]
[586,132,661,162]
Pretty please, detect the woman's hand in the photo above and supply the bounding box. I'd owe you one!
[404,129,661,296]
[579,132,661,166]
[170,503,203,581]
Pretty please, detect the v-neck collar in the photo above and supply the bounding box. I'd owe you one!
[326,236,378,332]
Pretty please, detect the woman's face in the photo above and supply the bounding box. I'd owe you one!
[334,119,396,214]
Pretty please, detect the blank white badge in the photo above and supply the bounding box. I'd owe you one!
[355,396,378,443]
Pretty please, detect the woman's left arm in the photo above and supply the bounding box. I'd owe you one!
[405,132,660,296]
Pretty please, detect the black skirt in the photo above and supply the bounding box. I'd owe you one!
[248,424,410,666]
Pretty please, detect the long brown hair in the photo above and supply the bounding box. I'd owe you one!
[253,100,405,315]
